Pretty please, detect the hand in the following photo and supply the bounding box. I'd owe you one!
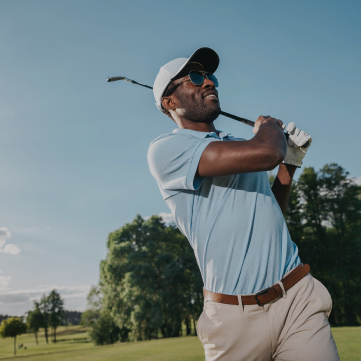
[253,115,283,135]
[283,122,312,168]
[286,122,312,148]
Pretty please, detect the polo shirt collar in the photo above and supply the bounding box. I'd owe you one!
[172,128,231,140]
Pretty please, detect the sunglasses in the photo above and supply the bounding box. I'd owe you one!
[164,71,219,97]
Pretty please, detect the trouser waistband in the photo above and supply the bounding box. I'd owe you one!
[203,263,310,306]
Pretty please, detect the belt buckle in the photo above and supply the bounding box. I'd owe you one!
[254,287,271,306]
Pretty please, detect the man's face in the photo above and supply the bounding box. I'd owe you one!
[165,63,221,123]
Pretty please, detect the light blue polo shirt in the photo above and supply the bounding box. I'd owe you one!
[147,128,300,295]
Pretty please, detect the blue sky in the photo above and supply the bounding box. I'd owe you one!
[1,0,360,315]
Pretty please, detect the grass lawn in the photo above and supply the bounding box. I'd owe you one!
[0,326,93,359]
[0,325,359,360]
[332,327,361,361]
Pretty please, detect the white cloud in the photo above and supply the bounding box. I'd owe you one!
[0,227,21,255]
[0,270,11,291]
[1,244,21,255]
[158,212,174,224]
[0,227,11,247]
[144,212,175,224]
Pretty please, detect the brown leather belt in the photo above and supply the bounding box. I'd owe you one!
[203,263,310,306]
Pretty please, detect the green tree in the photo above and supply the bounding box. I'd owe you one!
[81,286,102,327]
[99,215,203,342]
[284,181,303,245]
[47,290,64,342]
[0,317,27,356]
[88,311,121,345]
[317,164,361,325]
[39,294,50,343]
[285,163,361,325]
[26,302,44,345]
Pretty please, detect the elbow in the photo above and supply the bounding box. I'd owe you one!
[275,148,286,165]
[264,147,286,170]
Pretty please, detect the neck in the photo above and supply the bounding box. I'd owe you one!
[175,118,218,134]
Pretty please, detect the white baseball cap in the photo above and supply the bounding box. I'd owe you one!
[153,47,219,113]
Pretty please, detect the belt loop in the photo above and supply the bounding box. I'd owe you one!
[276,281,287,299]
[237,295,244,314]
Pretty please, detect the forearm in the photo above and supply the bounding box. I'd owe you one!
[272,164,297,213]
[198,123,287,177]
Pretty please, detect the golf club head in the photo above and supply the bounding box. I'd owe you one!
[107,76,127,82]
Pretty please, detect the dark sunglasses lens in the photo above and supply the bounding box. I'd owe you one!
[189,71,204,85]
[208,74,219,87]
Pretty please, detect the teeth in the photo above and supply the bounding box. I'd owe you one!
[206,95,217,99]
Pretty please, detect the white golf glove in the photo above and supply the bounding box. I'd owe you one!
[282,122,312,168]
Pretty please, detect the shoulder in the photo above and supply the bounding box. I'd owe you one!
[149,129,210,145]
[148,129,215,158]
[148,131,179,150]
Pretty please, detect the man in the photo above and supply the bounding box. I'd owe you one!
[147,47,339,361]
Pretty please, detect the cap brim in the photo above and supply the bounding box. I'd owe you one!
[172,47,219,80]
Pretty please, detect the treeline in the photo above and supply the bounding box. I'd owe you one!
[85,163,361,345]
[63,310,82,326]
[0,311,81,328]
[0,315,23,324]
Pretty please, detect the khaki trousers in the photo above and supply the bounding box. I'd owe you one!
[197,274,340,361]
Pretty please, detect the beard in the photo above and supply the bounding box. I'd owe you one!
[176,93,221,123]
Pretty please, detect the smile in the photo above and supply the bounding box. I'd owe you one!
[205,94,218,99]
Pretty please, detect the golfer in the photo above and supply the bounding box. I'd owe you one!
[148,47,339,361]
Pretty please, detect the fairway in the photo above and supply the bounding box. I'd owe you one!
[0,326,360,360]
[0,326,93,359]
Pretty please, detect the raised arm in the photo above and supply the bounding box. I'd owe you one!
[197,116,287,177]
[271,164,297,214]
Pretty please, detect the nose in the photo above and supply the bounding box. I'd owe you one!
[203,77,216,89]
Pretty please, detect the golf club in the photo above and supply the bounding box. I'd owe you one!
[107,76,310,148]
[107,76,255,127]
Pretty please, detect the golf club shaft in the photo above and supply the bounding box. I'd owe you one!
[107,76,153,89]
[107,76,254,127]
[107,76,310,147]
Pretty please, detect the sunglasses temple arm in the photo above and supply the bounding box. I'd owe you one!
[220,111,255,127]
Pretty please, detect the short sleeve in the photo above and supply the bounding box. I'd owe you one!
[147,133,216,192]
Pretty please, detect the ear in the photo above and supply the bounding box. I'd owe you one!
[161,96,177,112]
